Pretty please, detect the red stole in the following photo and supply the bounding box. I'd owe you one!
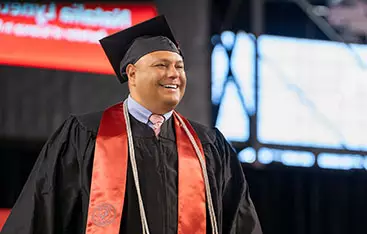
[85,102,206,234]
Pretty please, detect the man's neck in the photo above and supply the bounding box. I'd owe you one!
[127,95,173,126]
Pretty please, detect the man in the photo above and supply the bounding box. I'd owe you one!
[2,15,262,234]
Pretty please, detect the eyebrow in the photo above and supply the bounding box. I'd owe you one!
[154,58,184,64]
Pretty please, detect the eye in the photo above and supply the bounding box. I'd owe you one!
[155,64,167,67]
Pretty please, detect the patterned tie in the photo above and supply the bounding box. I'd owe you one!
[149,114,165,136]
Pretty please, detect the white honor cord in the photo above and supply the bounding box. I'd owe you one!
[123,100,218,234]
[123,101,150,234]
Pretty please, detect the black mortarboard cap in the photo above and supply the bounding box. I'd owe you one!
[99,15,183,83]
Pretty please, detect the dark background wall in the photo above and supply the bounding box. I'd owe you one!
[0,67,126,140]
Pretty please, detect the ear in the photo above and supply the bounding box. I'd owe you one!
[126,64,136,86]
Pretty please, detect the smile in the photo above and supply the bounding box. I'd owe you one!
[160,84,178,89]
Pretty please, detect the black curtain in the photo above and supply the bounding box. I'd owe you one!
[0,139,43,208]
[243,164,367,234]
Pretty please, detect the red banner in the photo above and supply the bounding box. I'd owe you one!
[0,3,157,74]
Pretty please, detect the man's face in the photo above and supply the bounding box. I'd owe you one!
[127,50,187,114]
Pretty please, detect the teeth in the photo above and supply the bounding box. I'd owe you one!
[164,84,178,89]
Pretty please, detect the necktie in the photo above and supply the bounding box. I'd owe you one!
[149,114,165,136]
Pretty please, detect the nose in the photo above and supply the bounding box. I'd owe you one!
[167,65,180,79]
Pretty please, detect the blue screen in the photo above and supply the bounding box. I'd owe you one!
[257,34,367,151]
[211,31,367,170]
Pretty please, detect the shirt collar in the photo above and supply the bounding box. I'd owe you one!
[127,95,173,125]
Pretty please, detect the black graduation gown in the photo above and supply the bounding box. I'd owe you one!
[1,110,262,234]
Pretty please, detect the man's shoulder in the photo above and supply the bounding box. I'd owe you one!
[71,110,104,135]
[187,119,218,145]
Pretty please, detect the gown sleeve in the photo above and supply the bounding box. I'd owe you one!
[215,129,263,234]
[1,116,89,234]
